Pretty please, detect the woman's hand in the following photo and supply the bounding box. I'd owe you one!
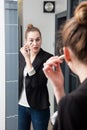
[43,56,65,103]
[43,56,64,86]
[20,44,30,60]
[20,44,33,71]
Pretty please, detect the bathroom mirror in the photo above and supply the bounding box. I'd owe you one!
[18,1,67,129]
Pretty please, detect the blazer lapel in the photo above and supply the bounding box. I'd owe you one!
[32,49,45,70]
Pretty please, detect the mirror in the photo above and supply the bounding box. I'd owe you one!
[2,0,67,130]
[18,0,67,112]
[18,0,67,130]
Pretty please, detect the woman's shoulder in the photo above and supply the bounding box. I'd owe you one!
[41,48,53,57]
[58,79,87,112]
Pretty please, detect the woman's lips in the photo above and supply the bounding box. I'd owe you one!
[33,47,39,50]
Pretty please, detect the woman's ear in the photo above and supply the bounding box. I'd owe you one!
[63,47,71,63]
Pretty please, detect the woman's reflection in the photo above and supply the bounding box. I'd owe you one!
[18,24,53,130]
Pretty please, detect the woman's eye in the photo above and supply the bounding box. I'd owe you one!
[36,38,40,42]
[29,40,33,42]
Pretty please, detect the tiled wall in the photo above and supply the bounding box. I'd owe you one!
[5,1,18,130]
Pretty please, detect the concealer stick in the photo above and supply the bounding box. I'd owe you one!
[52,54,65,71]
[27,49,30,55]
[27,43,32,54]
[58,54,65,60]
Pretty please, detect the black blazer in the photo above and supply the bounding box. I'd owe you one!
[19,48,53,109]
[53,78,87,130]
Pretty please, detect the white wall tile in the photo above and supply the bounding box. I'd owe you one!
[0,116,5,130]
[0,0,5,53]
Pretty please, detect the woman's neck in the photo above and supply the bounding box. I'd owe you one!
[30,52,37,63]
[75,63,87,83]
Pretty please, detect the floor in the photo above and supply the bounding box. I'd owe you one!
[48,120,53,130]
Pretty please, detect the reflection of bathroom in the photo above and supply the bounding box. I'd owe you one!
[0,0,81,130]
[18,1,67,129]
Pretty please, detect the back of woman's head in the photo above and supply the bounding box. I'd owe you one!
[62,1,87,64]
[25,24,41,40]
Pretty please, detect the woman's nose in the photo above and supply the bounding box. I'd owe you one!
[33,40,37,45]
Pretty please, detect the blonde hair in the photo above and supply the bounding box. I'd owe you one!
[25,24,41,40]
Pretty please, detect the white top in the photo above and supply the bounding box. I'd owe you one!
[50,111,58,125]
[18,66,36,107]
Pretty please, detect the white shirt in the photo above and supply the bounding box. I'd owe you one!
[19,66,36,107]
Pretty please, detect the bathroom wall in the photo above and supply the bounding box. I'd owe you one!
[5,1,18,130]
[0,0,18,130]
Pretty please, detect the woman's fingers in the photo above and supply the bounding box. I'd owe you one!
[43,55,64,72]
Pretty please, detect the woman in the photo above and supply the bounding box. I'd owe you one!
[18,24,53,130]
[43,1,87,130]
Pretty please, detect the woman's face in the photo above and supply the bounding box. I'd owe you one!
[26,31,42,54]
